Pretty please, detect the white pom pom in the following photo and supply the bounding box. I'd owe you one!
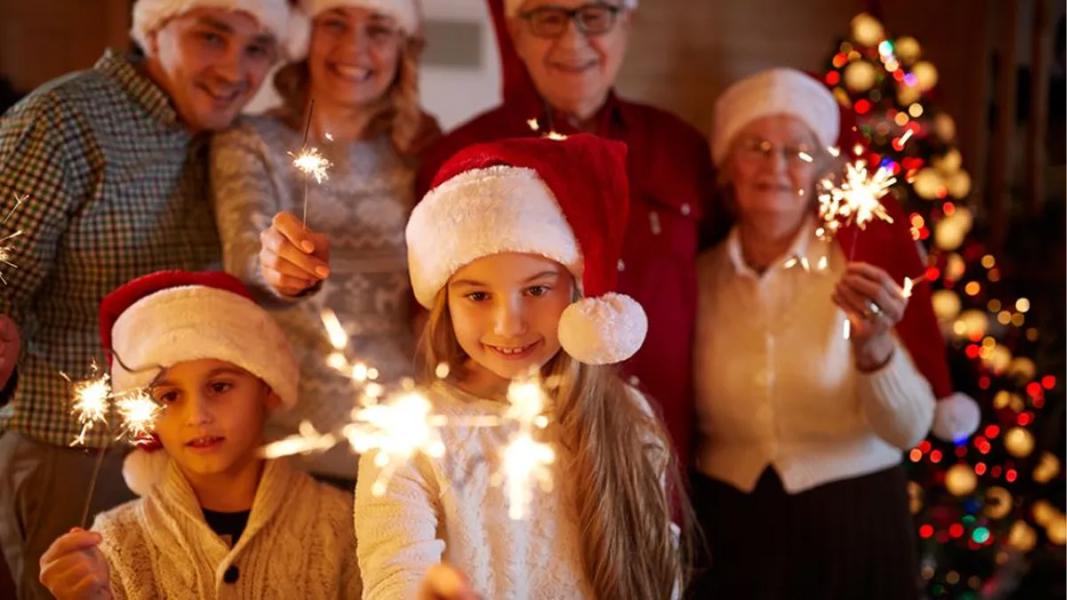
[122,449,169,497]
[558,293,648,365]
[931,392,982,443]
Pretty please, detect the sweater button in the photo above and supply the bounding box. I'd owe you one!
[223,565,240,584]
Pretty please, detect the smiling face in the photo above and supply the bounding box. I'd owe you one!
[308,6,403,110]
[146,7,278,132]
[446,253,575,393]
[150,359,279,481]
[725,114,825,229]
[508,0,630,120]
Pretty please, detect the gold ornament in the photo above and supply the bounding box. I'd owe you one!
[932,289,962,322]
[933,149,963,173]
[957,309,989,339]
[908,480,924,514]
[934,113,957,141]
[1007,520,1037,552]
[912,61,939,91]
[935,207,973,251]
[1033,452,1060,484]
[982,344,1013,374]
[945,463,978,496]
[947,171,972,199]
[844,61,878,93]
[983,486,1013,519]
[1004,427,1035,458]
[1008,357,1037,382]
[895,36,922,64]
[912,167,945,200]
[1032,500,1057,526]
[1047,513,1067,546]
[850,13,885,46]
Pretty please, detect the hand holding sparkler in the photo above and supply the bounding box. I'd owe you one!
[258,211,331,297]
[832,262,909,369]
[38,528,113,600]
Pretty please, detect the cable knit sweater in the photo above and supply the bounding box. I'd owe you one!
[92,457,360,599]
[355,381,601,600]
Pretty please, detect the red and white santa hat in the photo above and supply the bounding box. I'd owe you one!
[131,0,293,55]
[286,0,422,60]
[711,66,981,443]
[710,67,841,166]
[503,0,638,17]
[99,270,299,495]
[408,133,647,366]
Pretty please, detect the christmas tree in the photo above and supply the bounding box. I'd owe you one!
[820,13,1066,599]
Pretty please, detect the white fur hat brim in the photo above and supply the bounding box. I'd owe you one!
[287,0,421,60]
[131,0,291,55]
[711,67,840,166]
[109,286,299,410]
[504,0,637,16]
[407,165,581,308]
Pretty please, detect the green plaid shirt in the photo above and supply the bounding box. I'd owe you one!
[0,50,221,448]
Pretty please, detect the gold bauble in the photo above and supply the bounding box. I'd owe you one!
[1032,500,1057,526]
[932,289,962,321]
[851,13,885,46]
[913,61,939,91]
[895,36,922,64]
[1033,452,1060,484]
[947,171,972,199]
[1009,357,1038,381]
[958,309,989,339]
[1007,520,1037,552]
[933,148,963,173]
[1004,427,1035,458]
[983,344,1013,374]
[945,463,978,496]
[844,61,878,93]
[983,486,1013,519]
[912,167,945,200]
[1047,514,1067,546]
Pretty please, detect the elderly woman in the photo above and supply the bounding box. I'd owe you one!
[690,68,958,599]
[211,0,437,481]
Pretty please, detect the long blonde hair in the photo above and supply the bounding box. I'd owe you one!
[417,289,692,599]
[273,34,426,155]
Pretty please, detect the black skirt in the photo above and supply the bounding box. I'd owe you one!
[687,465,920,600]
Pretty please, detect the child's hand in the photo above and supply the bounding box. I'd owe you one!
[39,528,112,600]
[418,563,479,600]
[258,211,331,297]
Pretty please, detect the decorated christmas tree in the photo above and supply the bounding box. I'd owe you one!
[820,13,1066,599]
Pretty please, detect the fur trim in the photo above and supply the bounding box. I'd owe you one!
[557,293,647,365]
[287,0,421,59]
[931,392,982,443]
[711,67,840,165]
[131,0,291,55]
[407,165,582,308]
[108,285,299,409]
[122,448,170,497]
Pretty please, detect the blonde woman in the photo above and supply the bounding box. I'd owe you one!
[211,0,438,482]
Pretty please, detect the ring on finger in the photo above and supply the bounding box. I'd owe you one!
[866,300,882,319]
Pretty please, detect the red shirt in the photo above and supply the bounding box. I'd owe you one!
[418,92,716,464]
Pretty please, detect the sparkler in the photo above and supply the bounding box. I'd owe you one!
[114,390,162,441]
[66,363,112,447]
[260,420,338,459]
[495,379,556,519]
[0,193,26,284]
[290,99,332,226]
[817,158,896,240]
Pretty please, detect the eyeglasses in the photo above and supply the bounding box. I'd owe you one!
[518,3,622,39]
[735,138,818,166]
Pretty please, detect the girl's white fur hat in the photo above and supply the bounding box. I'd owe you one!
[409,134,647,366]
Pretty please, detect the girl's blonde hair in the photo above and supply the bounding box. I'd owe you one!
[417,288,693,599]
[273,33,426,155]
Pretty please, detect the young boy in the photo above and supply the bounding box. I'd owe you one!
[38,271,360,599]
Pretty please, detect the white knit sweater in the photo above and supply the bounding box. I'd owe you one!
[354,381,601,600]
[92,457,361,599]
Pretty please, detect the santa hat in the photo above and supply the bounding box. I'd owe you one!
[286,0,421,60]
[710,67,841,166]
[131,0,292,56]
[99,270,299,495]
[711,67,980,443]
[503,0,637,17]
[408,134,647,365]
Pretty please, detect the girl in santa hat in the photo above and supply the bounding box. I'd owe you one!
[689,68,979,598]
[38,271,360,599]
[354,134,689,599]
[212,0,438,483]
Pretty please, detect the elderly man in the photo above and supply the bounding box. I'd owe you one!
[419,0,716,466]
[0,1,288,596]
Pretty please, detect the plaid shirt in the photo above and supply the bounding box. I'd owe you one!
[0,50,221,448]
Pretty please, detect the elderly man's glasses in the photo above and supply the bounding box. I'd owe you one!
[519,3,622,38]
[736,138,818,166]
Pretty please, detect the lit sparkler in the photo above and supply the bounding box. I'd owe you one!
[818,158,896,240]
[114,390,162,441]
[66,364,112,447]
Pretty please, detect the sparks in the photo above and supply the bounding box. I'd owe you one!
[818,159,896,239]
[545,131,567,141]
[259,420,338,459]
[114,390,161,441]
[67,365,112,446]
[320,308,348,350]
[498,430,556,520]
[291,147,332,184]
[526,118,540,131]
[346,391,446,496]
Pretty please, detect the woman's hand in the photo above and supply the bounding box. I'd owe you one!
[418,564,479,600]
[258,211,331,297]
[831,262,907,371]
[39,528,112,600]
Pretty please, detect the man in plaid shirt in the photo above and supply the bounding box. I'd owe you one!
[0,1,290,596]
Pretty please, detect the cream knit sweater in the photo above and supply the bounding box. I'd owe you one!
[92,457,360,599]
